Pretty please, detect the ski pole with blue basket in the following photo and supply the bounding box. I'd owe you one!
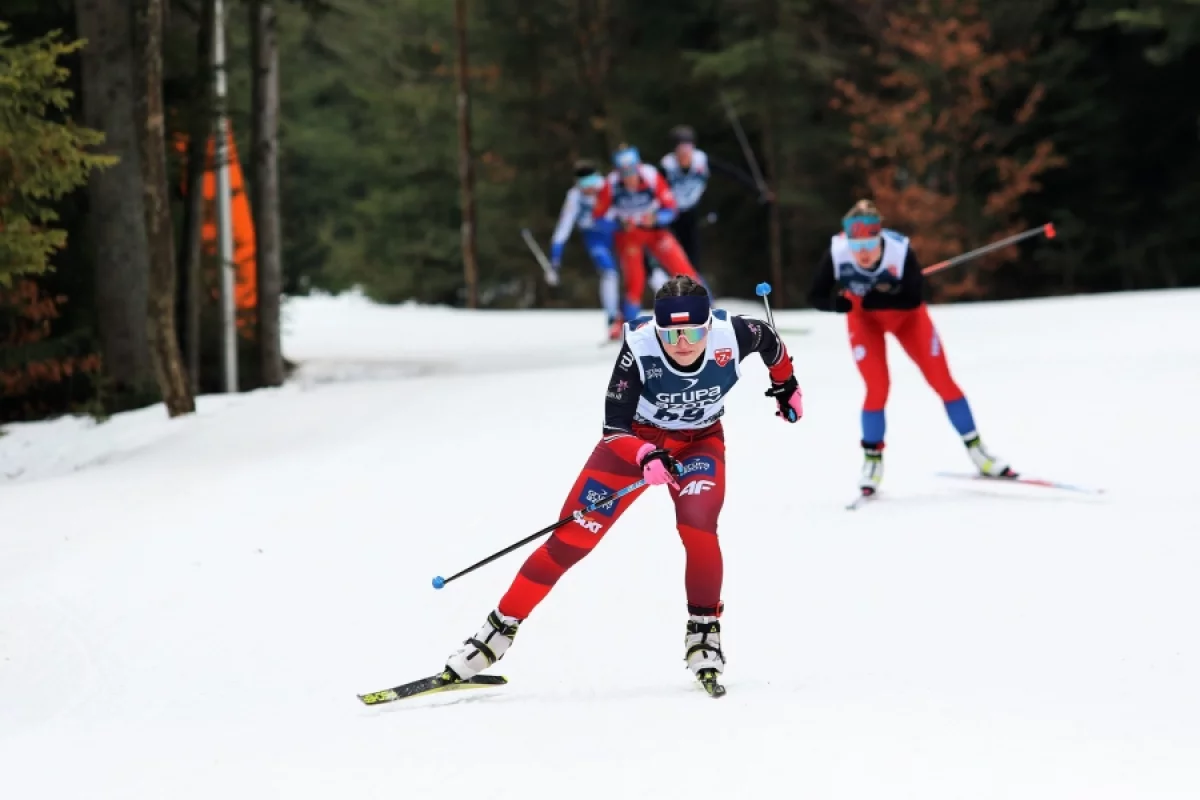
[755,282,798,423]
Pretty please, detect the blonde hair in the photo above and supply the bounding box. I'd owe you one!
[843,199,881,222]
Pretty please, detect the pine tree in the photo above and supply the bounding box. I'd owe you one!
[0,24,116,283]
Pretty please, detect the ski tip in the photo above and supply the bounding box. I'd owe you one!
[358,689,400,705]
[845,488,875,510]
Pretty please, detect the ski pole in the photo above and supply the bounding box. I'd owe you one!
[432,471,672,589]
[755,281,798,422]
[520,227,558,286]
[755,281,778,328]
[922,223,1056,276]
[720,93,770,199]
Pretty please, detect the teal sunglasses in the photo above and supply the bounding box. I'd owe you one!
[847,236,881,252]
[657,324,709,345]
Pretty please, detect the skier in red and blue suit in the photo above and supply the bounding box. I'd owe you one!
[593,144,707,324]
[807,198,1018,497]
[439,275,803,695]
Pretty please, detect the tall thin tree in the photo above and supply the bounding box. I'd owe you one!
[75,0,155,405]
[251,0,284,385]
[454,0,479,309]
[135,0,195,416]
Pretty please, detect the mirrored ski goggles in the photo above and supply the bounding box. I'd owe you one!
[577,173,604,190]
[656,319,710,345]
[847,236,881,252]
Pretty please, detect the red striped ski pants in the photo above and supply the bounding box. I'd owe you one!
[498,423,726,620]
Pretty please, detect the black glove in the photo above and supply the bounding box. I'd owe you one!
[638,447,681,474]
[764,374,801,422]
[832,296,852,313]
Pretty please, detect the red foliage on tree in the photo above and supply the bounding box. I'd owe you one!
[0,281,101,418]
[830,0,1064,299]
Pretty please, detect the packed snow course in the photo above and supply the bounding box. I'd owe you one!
[1,287,1197,799]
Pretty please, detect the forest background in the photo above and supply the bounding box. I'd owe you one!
[2,0,1197,422]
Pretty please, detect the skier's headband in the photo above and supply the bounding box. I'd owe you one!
[654,294,711,329]
[577,173,604,190]
[614,147,641,175]
[843,214,882,239]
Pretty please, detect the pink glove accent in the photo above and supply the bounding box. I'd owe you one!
[778,389,803,422]
[636,442,679,488]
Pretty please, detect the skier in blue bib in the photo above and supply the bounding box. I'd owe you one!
[547,160,623,339]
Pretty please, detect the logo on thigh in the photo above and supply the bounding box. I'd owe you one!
[678,456,716,478]
[573,516,604,534]
[931,332,941,357]
[853,344,867,362]
[679,479,716,497]
[578,478,618,517]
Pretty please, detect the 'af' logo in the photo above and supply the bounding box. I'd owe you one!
[679,480,715,496]
[714,348,733,367]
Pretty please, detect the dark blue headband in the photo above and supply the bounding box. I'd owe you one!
[654,294,711,327]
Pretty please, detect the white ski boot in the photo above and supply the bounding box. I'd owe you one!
[445,610,520,680]
[859,442,884,495]
[964,433,1016,478]
[685,614,725,675]
[686,613,727,697]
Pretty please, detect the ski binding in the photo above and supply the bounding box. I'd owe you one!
[697,668,727,698]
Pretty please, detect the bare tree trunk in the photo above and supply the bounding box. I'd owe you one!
[250,0,284,385]
[180,0,216,395]
[453,0,479,309]
[135,0,196,416]
[75,0,154,404]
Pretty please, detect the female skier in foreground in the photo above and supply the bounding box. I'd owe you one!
[807,199,1016,499]
[441,275,804,697]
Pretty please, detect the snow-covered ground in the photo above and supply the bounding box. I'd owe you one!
[1,288,1198,799]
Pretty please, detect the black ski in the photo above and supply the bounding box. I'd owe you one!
[358,671,507,706]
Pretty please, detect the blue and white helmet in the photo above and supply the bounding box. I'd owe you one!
[613,145,641,175]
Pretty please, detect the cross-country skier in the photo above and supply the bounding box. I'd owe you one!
[659,125,768,271]
[808,199,1016,497]
[441,275,803,697]
[549,160,624,340]
[593,144,705,324]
